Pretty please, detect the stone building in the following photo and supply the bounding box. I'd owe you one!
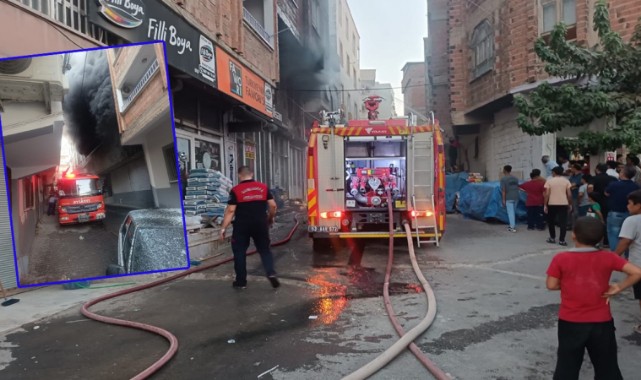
[425,0,641,180]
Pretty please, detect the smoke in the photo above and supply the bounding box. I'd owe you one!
[63,50,119,156]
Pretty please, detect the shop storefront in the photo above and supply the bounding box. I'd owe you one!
[88,0,279,185]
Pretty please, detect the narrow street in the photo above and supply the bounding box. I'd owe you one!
[3,216,641,379]
[23,206,128,286]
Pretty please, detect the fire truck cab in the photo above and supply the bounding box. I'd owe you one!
[57,171,106,225]
[306,107,446,251]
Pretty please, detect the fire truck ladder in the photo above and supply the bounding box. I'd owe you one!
[410,132,439,247]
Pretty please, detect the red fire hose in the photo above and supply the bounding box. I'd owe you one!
[81,216,300,380]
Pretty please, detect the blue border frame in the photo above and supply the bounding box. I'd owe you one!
[0,40,192,288]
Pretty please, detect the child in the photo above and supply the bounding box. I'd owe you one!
[519,169,546,230]
[586,192,604,221]
[546,216,641,379]
[614,189,641,333]
[577,175,591,217]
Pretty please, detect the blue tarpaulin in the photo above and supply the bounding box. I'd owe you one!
[445,172,470,213]
[457,182,528,224]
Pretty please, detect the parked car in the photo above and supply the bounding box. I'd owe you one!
[107,208,189,275]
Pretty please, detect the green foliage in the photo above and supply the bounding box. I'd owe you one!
[515,0,641,153]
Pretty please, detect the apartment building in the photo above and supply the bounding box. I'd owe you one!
[105,42,179,208]
[0,54,67,287]
[359,69,397,119]
[426,0,641,180]
[401,61,428,123]
[328,0,361,120]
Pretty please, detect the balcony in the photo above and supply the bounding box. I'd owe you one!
[243,7,274,48]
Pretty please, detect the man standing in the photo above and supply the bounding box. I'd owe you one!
[626,154,641,186]
[606,161,619,178]
[605,166,640,256]
[220,166,280,289]
[519,169,546,230]
[590,163,618,247]
[542,155,559,178]
[568,164,584,226]
[501,165,520,233]
[545,166,573,246]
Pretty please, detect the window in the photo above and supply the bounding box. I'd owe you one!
[23,177,34,211]
[541,0,576,33]
[470,20,494,79]
[243,0,275,47]
[21,0,49,14]
[163,143,179,182]
[339,42,344,67]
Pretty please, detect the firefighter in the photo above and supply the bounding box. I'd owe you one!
[220,166,280,289]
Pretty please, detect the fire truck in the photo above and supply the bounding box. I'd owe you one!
[306,97,446,252]
[57,171,106,225]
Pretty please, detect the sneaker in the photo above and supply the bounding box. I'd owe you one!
[232,281,247,289]
[268,276,280,288]
[634,324,641,334]
[546,238,556,244]
[559,241,568,246]
[507,227,517,233]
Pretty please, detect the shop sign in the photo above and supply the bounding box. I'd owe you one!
[216,47,273,117]
[88,0,217,86]
[605,151,616,162]
[245,144,256,160]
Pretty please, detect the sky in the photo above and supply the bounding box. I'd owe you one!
[347,0,428,115]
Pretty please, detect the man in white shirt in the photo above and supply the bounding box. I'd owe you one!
[542,155,559,178]
[606,161,619,178]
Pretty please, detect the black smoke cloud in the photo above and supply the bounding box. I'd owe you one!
[63,49,119,156]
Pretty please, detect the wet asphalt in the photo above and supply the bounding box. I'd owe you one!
[2,215,641,379]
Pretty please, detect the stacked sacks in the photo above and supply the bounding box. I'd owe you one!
[183,169,233,225]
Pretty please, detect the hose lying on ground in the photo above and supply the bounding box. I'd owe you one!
[81,216,300,380]
[342,193,448,380]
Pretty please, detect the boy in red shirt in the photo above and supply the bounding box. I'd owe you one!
[546,217,641,379]
[519,169,546,230]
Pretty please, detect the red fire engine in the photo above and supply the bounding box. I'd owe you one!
[306,99,446,252]
[57,171,106,225]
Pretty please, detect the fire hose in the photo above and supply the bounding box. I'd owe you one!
[342,192,449,380]
[81,216,300,380]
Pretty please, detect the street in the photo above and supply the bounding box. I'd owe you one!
[2,215,641,379]
[22,206,129,285]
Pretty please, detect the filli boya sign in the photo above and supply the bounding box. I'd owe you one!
[89,0,217,86]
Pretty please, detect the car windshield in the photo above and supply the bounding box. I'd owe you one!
[59,178,100,197]
[129,228,188,273]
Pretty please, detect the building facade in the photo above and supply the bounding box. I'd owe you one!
[0,54,67,286]
[401,61,428,122]
[105,43,179,208]
[359,69,397,119]
[426,0,641,180]
[328,0,361,120]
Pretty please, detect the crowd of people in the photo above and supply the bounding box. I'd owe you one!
[500,154,641,378]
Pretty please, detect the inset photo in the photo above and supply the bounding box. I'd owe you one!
[0,41,190,287]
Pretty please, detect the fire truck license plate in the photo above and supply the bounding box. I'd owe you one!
[308,226,338,233]
[77,214,89,222]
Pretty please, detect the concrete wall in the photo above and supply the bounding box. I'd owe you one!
[108,158,154,209]
[0,2,99,58]
[143,119,181,208]
[401,62,427,121]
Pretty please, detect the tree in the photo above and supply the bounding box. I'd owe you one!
[514,0,641,154]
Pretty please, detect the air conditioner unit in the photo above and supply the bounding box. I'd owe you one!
[0,54,66,85]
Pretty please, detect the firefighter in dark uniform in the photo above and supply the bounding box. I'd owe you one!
[220,166,280,289]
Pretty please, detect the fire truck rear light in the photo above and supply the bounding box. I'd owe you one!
[411,210,432,217]
[320,211,342,219]
[425,211,433,217]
